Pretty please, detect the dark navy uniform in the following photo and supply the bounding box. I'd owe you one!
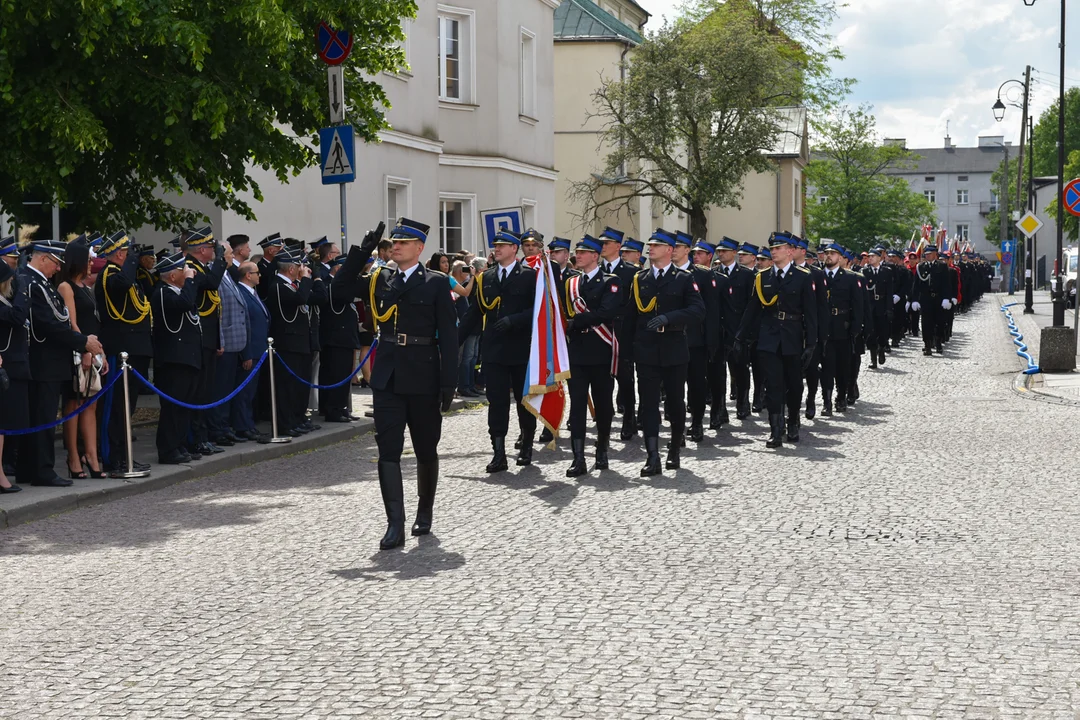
[847,265,870,403]
[631,229,706,474]
[559,236,623,477]
[711,244,755,421]
[886,251,911,347]
[599,228,641,441]
[736,237,818,448]
[0,264,31,441]
[186,229,228,449]
[460,231,538,470]
[674,232,721,443]
[863,254,893,367]
[342,220,458,549]
[266,249,315,434]
[151,255,203,463]
[319,257,362,422]
[95,232,153,469]
[818,254,864,414]
[798,252,829,420]
[911,248,953,355]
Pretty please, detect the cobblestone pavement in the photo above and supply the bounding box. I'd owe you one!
[3,300,1080,719]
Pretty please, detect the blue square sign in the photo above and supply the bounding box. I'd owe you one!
[319,125,356,185]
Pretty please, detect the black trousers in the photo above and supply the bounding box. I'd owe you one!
[373,389,442,464]
[190,347,218,444]
[155,363,199,459]
[909,309,921,336]
[869,311,890,350]
[616,356,635,420]
[726,350,751,409]
[16,380,62,483]
[921,307,943,350]
[291,353,313,424]
[275,350,309,431]
[637,362,688,439]
[752,348,767,402]
[567,363,614,439]
[821,338,851,403]
[686,346,709,422]
[484,362,535,440]
[804,344,823,403]
[891,305,908,343]
[106,354,150,463]
[708,348,729,415]
[320,345,356,419]
[757,349,802,416]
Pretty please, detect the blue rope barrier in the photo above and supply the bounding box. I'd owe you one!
[130,351,269,410]
[274,340,378,390]
[1000,303,1041,375]
[0,370,123,436]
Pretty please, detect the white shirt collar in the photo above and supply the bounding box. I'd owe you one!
[585,266,601,281]
[399,263,420,281]
[28,265,48,282]
[276,272,293,285]
[775,261,792,275]
[232,258,241,267]
[498,260,517,274]
[652,262,672,278]
[677,261,691,271]
[724,261,737,273]
[240,282,258,297]
[605,257,621,270]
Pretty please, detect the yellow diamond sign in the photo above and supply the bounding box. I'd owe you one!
[1017,211,1043,238]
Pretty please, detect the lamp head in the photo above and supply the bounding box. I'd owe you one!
[992,98,1006,122]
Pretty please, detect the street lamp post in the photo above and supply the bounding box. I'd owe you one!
[992,72,1030,297]
[1025,114,1036,314]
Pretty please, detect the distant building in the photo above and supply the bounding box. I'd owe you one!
[882,135,1010,255]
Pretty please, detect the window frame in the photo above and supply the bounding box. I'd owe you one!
[924,189,936,204]
[519,27,537,121]
[439,192,478,255]
[956,189,969,205]
[386,176,412,236]
[956,223,970,240]
[437,5,476,105]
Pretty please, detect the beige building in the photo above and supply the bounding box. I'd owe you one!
[554,0,809,246]
[133,0,559,256]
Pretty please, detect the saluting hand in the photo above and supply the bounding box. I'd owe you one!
[360,222,386,255]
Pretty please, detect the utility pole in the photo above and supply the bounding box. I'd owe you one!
[1002,143,1012,294]
[1024,114,1036,314]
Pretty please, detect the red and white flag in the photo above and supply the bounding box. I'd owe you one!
[522,253,571,447]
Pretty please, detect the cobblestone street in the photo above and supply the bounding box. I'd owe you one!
[3,298,1080,719]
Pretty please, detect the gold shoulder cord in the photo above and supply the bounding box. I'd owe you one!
[475,272,501,329]
[564,277,576,319]
[754,272,778,307]
[368,267,398,332]
[632,272,656,314]
[194,264,221,318]
[102,264,151,324]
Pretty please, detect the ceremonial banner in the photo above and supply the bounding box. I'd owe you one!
[522,253,570,447]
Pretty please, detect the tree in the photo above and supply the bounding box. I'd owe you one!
[805,105,936,251]
[0,0,414,232]
[569,2,844,240]
[1044,150,1080,242]
[984,156,1020,246]
[1030,86,1080,179]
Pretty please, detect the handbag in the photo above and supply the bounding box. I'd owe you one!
[73,352,105,398]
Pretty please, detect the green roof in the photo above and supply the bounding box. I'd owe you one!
[554,0,644,45]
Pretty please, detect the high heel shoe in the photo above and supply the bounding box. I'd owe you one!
[67,463,87,480]
[82,456,107,479]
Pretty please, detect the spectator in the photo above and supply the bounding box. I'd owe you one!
[58,239,108,479]
[0,257,29,493]
[227,234,251,281]
[208,243,249,447]
[453,260,481,398]
[428,252,474,298]
[232,262,269,441]
[375,239,392,267]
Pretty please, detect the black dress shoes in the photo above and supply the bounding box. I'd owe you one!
[324,415,352,423]
[0,484,22,494]
[31,476,73,487]
[212,435,235,447]
[159,450,192,465]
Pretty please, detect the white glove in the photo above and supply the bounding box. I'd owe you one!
[905,302,911,312]
[951,298,958,306]
[941,299,951,310]
[911,301,921,312]
[892,294,900,305]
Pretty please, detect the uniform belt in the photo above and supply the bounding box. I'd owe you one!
[873,294,881,300]
[379,333,435,346]
[771,312,803,321]
[930,292,939,298]
[650,325,685,334]
[830,308,849,316]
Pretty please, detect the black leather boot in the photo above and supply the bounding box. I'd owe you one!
[752,389,764,413]
[786,414,800,443]
[709,405,727,430]
[665,434,682,469]
[566,438,588,478]
[378,461,405,550]
[836,394,848,413]
[688,418,704,442]
[516,438,533,466]
[513,433,522,450]
[736,390,751,419]
[412,460,438,536]
[640,437,662,476]
[766,414,784,449]
[869,355,878,369]
[594,432,610,471]
[538,427,554,444]
[805,395,816,420]
[486,437,508,473]
[620,411,637,441]
[878,348,887,365]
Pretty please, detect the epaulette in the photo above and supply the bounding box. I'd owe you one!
[849,269,865,278]
[795,265,810,274]
[694,263,711,271]
[427,269,447,278]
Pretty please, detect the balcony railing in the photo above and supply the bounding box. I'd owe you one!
[980,201,999,216]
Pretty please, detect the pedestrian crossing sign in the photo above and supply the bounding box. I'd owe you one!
[319,125,356,185]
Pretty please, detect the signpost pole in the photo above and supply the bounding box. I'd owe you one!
[318,23,354,251]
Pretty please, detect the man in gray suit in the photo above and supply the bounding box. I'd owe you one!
[208,243,251,446]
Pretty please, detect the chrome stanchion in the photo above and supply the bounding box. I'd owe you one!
[267,338,291,444]
[116,352,149,479]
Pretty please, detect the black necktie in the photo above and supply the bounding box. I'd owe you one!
[722,266,729,276]
[776,269,783,281]
[656,268,663,280]
[501,268,508,283]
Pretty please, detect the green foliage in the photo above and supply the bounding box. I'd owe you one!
[0,0,415,232]
[805,105,936,251]
[1044,149,1080,242]
[570,0,846,240]
[1030,87,1080,180]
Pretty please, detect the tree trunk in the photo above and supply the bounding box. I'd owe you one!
[689,205,709,242]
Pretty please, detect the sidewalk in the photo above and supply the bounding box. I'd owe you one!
[1001,289,1080,403]
[0,386,485,529]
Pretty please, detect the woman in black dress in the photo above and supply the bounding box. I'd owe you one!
[58,240,108,479]
[0,259,29,492]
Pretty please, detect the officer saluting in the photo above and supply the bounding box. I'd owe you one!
[256,233,283,301]
[736,233,817,448]
[339,219,458,550]
[150,252,203,464]
[559,235,622,478]
[461,229,537,473]
[631,228,705,475]
[184,227,228,456]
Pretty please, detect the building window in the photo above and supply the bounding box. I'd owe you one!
[386,177,411,236]
[602,1,620,18]
[440,200,463,254]
[818,195,829,204]
[990,191,999,211]
[438,15,461,100]
[520,29,537,119]
[925,176,935,182]
[522,199,537,230]
[956,189,969,205]
[794,179,801,216]
[957,175,968,182]
[956,223,970,240]
[924,190,936,204]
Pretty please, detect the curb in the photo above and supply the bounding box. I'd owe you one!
[0,396,485,530]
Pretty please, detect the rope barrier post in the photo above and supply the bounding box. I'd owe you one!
[116,352,149,479]
[267,338,291,444]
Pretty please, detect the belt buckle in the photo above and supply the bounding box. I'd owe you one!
[777,311,786,320]
[656,325,665,333]
[396,333,408,345]
[831,308,839,316]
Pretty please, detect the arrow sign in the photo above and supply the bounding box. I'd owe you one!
[319,126,355,185]
[1064,178,1080,218]
[327,66,344,124]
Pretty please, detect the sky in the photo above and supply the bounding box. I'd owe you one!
[634,0,1079,150]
